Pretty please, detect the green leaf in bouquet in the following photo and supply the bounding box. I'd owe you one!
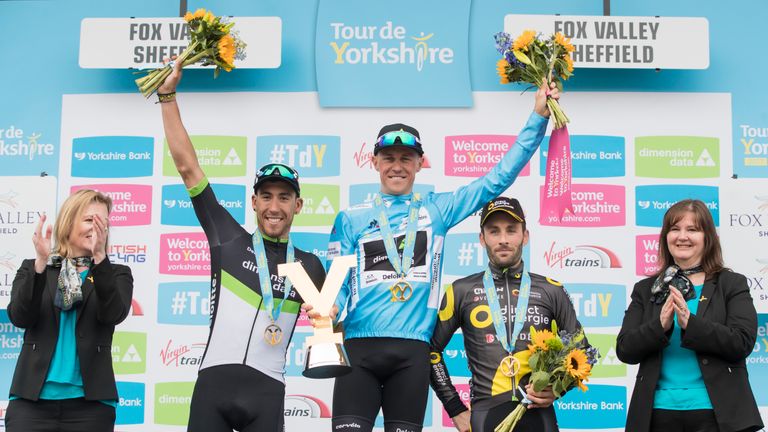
[531,371,551,392]
[553,378,568,398]
[528,352,539,370]
[551,320,559,335]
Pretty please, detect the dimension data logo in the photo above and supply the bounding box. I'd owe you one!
[157,282,210,325]
[159,232,210,276]
[293,184,340,227]
[635,136,719,178]
[154,382,195,426]
[565,283,625,327]
[163,136,246,178]
[316,0,471,106]
[540,184,625,227]
[585,333,626,378]
[72,136,153,178]
[635,185,719,227]
[111,331,147,374]
[737,125,768,177]
[115,381,145,425]
[161,183,245,226]
[540,135,625,178]
[257,136,340,177]
[544,242,622,270]
[72,184,151,226]
[445,135,531,178]
[0,126,56,175]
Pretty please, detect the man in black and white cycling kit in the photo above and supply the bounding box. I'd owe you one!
[158,60,325,432]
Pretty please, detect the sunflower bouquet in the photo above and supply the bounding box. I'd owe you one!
[495,321,599,432]
[135,9,247,97]
[494,30,574,129]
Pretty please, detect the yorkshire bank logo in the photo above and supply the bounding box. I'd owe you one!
[316,0,471,107]
[159,232,211,276]
[635,185,719,227]
[635,136,719,178]
[544,242,622,269]
[257,135,340,177]
[442,334,470,377]
[163,136,246,178]
[115,381,145,425]
[284,395,332,418]
[554,384,626,429]
[738,125,768,173]
[71,136,153,178]
[161,183,245,226]
[159,339,206,368]
[293,184,339,226]
[445,135,531,178]
[747,314,768,404]
[291,231,330,268]
[540,135,625,178]
[566,283,625,327]
[540,184,625,227]
[71,184,151,226]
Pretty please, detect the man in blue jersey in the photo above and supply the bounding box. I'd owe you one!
[308,83,560,432]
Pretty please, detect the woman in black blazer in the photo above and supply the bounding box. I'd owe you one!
[617,199,762,432]
[6,189,133,432]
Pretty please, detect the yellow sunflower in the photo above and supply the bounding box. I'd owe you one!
[192,8,206,20]
[528,328,555,353]
[203,11,215,24]
[554,32,575,53]
[576,379,589,392]
[217,35,236,71]
[564,349,591,380]
[512,30,536,52]
[496,59,510,84]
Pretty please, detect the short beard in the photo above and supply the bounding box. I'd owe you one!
[486,244,524,269]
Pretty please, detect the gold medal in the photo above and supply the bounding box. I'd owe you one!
[390,278,413,302]
[499,354,520,378]
[264,323,283,346]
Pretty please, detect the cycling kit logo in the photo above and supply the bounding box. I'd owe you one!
[115,381,145,425]
[71,136,153,178]
[293,184,339,226]
[635,185,719,227]
[111,331,147,374]
[316,0,471,106]
[157,282,211,325]
[540,184,625,227]
[554,384,626,429]
[161,183,245,226]
[747,314,768,405]
[163,135,246,178]
[540,135,625,178]
[544,242,622,269]
[635,234,661,276]
[0,311,24,395]
[348,183,434,207]
[108,243,148,265]
[154,381,195,426]
[635,136,719,178]
[445,135,531,178]
[159,232,210,275]
[71,184,151,226]
[284,395,332,418]
[565,283,625,327]
[257,135,340,177]
[0,126,55,175]
[585,333,626,378]
[737,124,768,177]
[159,338,206,368]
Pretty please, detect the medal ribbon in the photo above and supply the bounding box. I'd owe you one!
[252,230,295,324]
[483,266,532,354]
[373,193,421,279]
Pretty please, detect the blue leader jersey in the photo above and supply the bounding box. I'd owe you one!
[328,112,548,343]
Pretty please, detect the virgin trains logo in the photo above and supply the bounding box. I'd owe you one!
[544,242,622,269]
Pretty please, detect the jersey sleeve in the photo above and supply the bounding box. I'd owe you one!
[429,284,468,417]
[327,211,356,318]
[432,112,548,229]
[189,177,244,247]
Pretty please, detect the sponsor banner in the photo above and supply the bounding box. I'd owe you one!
[348,183,435,207]
[291,231,330,268]
[539,184,625,227]
[79,17,282,69]
[635,234,661,277]
[284,394,333,419]
[285,332,310,377]
[0,125,57,175]
[0,176,56,238]
[543,242,623,270]
[293,184,340,226]
[585,333,626,378]
[316,0,471,107]
[112,331,147,375]
[115,381,145,425]
[161,183,246,226]
[163,136,247,178]
[505,15,709,69]
[71,183,152,226]
[724,191,768,239]
[441,333,470,378]
[157,282,211,325]
[444,134,530,178]
[540,135,625,178]
[256,135,341,177]
[71,136,153,178]
[554,384,627,428]
[748,314,768,405]
[107,243,148,266]
[0,311,23,397]
[159,232,210,276]
[441,384,470,427]
[735,124,768,178]
[154,382,195,425]
[565,283,625,327]
[158,337,207,369]
[351,140,376,170]
[635,184,719,227]
[635,136,719,178]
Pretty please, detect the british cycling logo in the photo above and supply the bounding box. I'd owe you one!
[544,242,622,269]
[108,243,147,264]
[329,21,453,71]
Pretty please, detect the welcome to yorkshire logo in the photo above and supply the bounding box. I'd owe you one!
[329,21,454,71]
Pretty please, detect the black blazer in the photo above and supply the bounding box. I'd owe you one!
[7,258,133,401]
[616,270,763,432]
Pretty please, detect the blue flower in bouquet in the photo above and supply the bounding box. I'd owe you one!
[494,32,512,55]
[585,346,600,366]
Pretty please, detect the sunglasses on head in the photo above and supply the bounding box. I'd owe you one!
[376,130,421,147]
[257,164,298,180]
